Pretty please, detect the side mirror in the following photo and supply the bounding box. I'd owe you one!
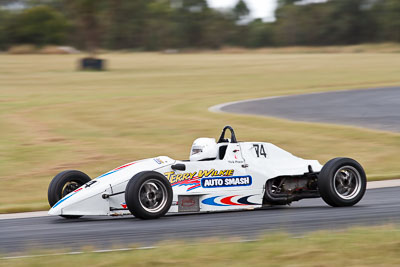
[171,164,186,171]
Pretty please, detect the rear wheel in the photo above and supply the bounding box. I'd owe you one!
[48,170,91,218]
[125,171,172,220]
[318,158,366,207]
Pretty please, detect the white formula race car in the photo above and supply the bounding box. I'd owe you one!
[48,126,367,219]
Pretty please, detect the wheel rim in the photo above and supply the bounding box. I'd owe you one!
[138,179,168,213]
[333,166,362,200]
[62,181,81,197]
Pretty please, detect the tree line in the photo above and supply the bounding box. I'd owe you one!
[0,0,399,51]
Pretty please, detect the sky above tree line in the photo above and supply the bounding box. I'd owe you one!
[207,0,327,21]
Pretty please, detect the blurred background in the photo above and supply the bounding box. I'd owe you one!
[0,0,399,52]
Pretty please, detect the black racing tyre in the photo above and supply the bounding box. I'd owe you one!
[48,170,91,218]
[125,171,172,220]
[318,157,366,207]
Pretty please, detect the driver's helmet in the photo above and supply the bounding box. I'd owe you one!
[190,138,218,161]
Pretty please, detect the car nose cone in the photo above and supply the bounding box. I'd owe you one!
[48,205,61,215]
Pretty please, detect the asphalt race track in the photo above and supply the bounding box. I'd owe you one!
[1,187,400,254]
[216,87,400,132]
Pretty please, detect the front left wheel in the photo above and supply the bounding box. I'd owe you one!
[48,170,91,218]
[125,171,172,220]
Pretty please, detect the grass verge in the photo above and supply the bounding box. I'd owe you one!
[2,225,400,266]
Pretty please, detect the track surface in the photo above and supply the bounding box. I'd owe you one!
[1,187,400,254]
[218,87,400,132]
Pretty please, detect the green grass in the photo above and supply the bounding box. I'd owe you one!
[2,225,400,266]
[0,52,400,213]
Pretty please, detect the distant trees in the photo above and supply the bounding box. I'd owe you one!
[64,0,103,53]
[374,0,400,42]
[274,0,397,46]
[0,9,10,49]
[234,0,250,20]
[102,0,236,50]
[0,0,400,50]
[246,19,274,47]
[4,5,68,47]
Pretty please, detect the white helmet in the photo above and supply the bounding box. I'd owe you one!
[189,138,218,161]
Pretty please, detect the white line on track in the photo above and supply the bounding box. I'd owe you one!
[367,179,400,189]
[1,239,264,260]
[1,247,138,260]
[209,95,282,114]
[0,211,48,220]
[1,241,259,260]
[1,247,158,260]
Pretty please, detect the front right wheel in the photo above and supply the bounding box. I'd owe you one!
[318,157,366,207]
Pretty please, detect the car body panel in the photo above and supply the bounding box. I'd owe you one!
[48,142,323,217]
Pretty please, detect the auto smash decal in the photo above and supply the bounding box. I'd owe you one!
[201,176,252,188]
[164,169,234,191]
[202,195,259,206]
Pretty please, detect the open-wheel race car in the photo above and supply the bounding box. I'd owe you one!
[48,126,367,219]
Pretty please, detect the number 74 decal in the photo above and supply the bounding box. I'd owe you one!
[253,144,267,158]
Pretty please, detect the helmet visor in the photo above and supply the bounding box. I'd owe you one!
[191,147,203,155]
